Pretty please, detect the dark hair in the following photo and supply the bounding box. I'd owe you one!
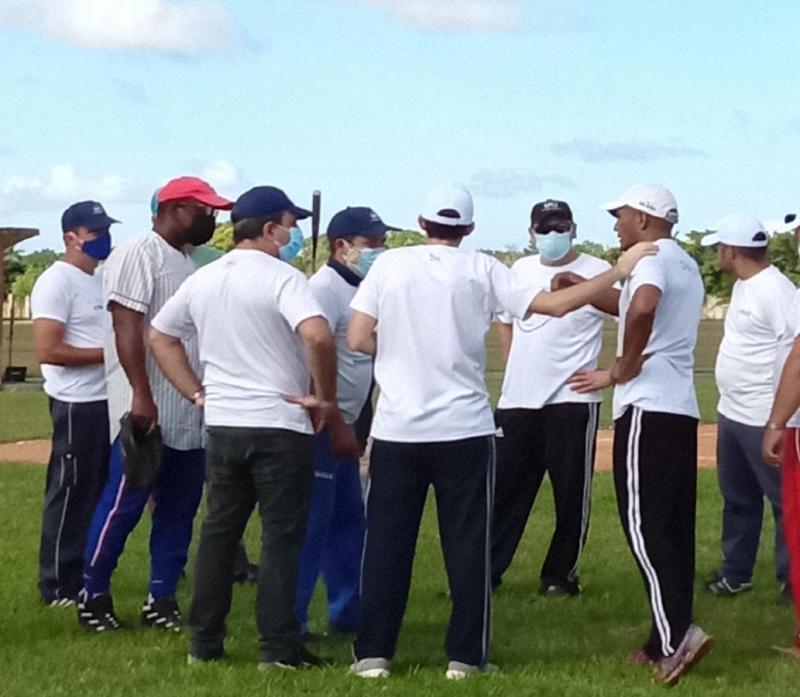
[328,235,355,260]
[733,245,768,261]
[422,219,473,240]
[233,213,284,244]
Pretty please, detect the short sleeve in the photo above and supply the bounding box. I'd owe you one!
[105,241,157,314]
[793,290,800,339]
[276,271,325,330]
[626,255,665,295]
[487,258,539,320]
[308,277,341,331]
[350,260,381,319]
[151,279,196,341]
[761,280,796,339]
[31,268,69,324]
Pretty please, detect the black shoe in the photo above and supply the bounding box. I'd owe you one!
[141,594,183,632]
[77,593,124,632]
[539,579,581,597]
[258,645,328,670]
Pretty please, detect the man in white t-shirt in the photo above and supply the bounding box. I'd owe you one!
[699,215,794,601]
[295,206,397,638]
[763,210,800,658]
[79,176,233,633]
[492,199,612,597]
[31,200,119,606]
[150,185,355,669]
[569,184,712,685]
[347,184,656,680]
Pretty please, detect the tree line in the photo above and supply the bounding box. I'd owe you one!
[5,228,799,305]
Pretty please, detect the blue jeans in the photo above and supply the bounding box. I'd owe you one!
[717,413,788,584]
[83,437,205,598]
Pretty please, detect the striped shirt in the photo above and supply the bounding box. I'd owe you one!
[103,231,203,450]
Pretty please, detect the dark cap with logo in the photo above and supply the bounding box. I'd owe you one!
[61,201,120,233]
[232,186,312,224]
[530,199,573,229]
[327,207,400,240]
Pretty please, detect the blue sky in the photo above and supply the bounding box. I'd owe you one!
[1,0,799,252]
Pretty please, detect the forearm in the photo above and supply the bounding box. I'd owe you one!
[38,344,103,367]
[148,331,202,401]
[769,346,800,427]
[613,310,654,383]
[530,266,624,318]
[114,319,152,398]
[590,288,621,316]
[306,337,338,404]
[350,332,376,355]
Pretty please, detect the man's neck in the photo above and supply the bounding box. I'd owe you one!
[737,260,769,281]
[426,236,461,248]
[152,224,186,251]
[62,250,96,275]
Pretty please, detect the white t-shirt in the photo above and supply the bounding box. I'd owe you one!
[498,253,612,409]
[787,289,800,429]
[30,261,106,403]
[104,232,203,449]
[612,238,704,420]
[350,244,537,443]
[151,249,325,434]
[715,266,796,427]
[309,264,373,425]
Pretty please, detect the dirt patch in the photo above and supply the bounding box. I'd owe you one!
[1,426,720,470]
[0,439,50,464]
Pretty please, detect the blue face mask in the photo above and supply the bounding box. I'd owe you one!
[81,231,112,261]
[534,231,572,262]
[346,245,385,278]
[279,226,304,263]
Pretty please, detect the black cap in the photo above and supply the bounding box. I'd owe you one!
[231,186,312,224]
[530,199,573,229]
[61,201,120,233]
[327,207,399,240]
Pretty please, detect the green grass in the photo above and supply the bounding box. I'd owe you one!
[1,463,796,696]
[0,391,51,441]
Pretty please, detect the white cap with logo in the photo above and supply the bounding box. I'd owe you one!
[421,183,474,226]
[700,213,769,248]
[602,184,679,225]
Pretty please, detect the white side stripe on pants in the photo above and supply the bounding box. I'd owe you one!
[569,402,597,580]
[625,407,673,656]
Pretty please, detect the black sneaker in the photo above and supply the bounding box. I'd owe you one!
[141,594,183,632]
[77,593,124,632]
[539,579,581,597]
[706,575,752,597]
[258,645,328,670]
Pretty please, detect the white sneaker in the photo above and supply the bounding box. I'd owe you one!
[445,661,498,680]
[350,657,390,678]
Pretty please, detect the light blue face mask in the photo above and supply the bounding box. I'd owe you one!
[347,246,385,278]
[279,226,304,262]
[534,231,572,262]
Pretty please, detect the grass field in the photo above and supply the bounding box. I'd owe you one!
[0,320,723,443]
[1,463,797,696]
[1,319,797,695]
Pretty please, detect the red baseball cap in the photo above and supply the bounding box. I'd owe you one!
[157,176,233,210]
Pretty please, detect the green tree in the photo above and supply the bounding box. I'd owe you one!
[209,222,233,252]
[386,230,425,248]
[11,264,47,298]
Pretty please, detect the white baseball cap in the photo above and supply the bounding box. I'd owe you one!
[778,211,800,233]
[421,183,474,226]
[602,184,679,224]
[700,213,769,248]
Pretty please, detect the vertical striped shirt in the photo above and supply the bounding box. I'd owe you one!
[103,231,203,450]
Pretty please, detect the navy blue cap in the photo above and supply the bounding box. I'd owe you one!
[231,186,312,224]
[327,207,399,240]
[61,201,120,233]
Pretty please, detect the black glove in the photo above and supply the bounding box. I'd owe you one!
[119,412,163,489]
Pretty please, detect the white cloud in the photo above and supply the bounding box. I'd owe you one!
[0,165,138,214]
[0,0,235,54]
[351,0,521,30]
[200,160,241,190]
[469,168,576,199]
